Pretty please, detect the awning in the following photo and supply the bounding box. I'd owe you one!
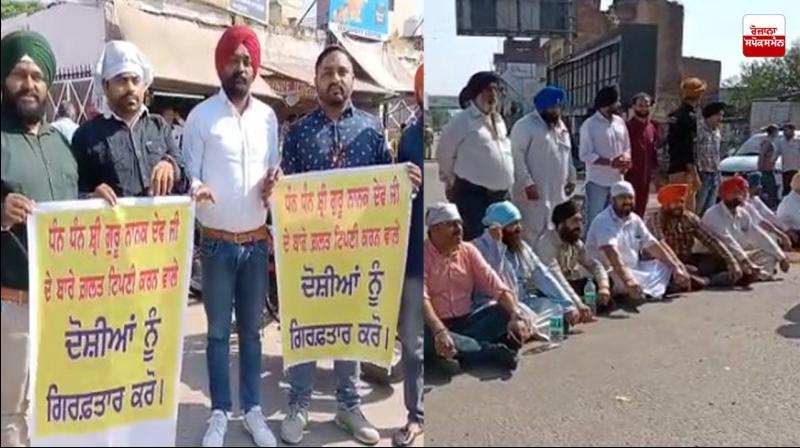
[110,1,278,99]
[263,61,390,95]
[332,30,414,93]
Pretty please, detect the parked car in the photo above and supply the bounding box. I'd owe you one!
[719,132,784,190]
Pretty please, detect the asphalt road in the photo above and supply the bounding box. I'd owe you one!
[423,161,800,447]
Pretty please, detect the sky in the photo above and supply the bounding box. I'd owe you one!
[425,0,794,96]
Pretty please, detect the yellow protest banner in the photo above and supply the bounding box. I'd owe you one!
[271,165,412,368]
[27,197,194,446]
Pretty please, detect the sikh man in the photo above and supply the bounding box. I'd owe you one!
[646,184,755,288]
[667,77,707,213]
[424,202,531,371]
[471,201,590,331]
[183,26,279,447]
[586,181,692,302]
[510,86,576,246]
[280,45,422,446]
[536,200,612,312]
[1,31,79,448]
[71,41,190,203]
[702,176,790,279]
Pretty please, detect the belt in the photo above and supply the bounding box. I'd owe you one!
[202,226,268,244]
[1,287,28,304]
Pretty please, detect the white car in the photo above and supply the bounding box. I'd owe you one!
[719,132,786,189]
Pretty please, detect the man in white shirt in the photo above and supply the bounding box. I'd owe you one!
[777,172,800,247]
[50,102,79,144]
[777,123,799,197]
[182,26,278,448]
[510,86,576,246]
[745,172,793,250]
[586,181,690,302]
[436,71,514,240]
[579,86,632,230]
[702,176,791,279]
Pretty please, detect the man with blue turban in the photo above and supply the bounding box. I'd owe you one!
[510,86,577,246]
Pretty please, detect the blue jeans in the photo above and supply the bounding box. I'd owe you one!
[288,361,360,411]
[201,238,268,413]
[424,304,511,363]
[584,182,611,231]
[695,171,720,216]
[399,276,424,424]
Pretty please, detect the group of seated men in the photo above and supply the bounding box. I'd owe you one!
[423,173,799,371]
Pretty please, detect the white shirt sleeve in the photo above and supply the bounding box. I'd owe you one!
[702,207,749,262]
[182,109,205,191]
[510,117,535,188]
[621,118,632,159]
[637,215,659,248]
[267,108,280,169]
[743,208,785,260]
[436,116,464,187]
[579,120,598,164]
[777,195,800,229]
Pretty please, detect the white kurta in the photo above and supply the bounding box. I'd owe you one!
[586,207,673,298]
[777,191,800,230]
[702,202,785,273]
[510,112,576,245]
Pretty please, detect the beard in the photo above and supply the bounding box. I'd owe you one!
[559,225,582,244]
[635,109,649,119]
[724,198,743,209]
[222,72,251,101]
[541,111,560,126]
[665,206,684,217]
[502,230,524,254]
[2,88,46,126]
[320,83,348,107]
[614,203,633,217]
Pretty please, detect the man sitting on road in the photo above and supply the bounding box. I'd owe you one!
[745,172,794,250]
[586,181,693,303]
[776,172,800,248]
[424,202,532,371]
[702,176,791,279]
[646,184,756,288]
[471,201,590,335]
[536,200,612,313]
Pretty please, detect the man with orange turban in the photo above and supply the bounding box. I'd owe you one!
[183,25,279,448]
[647,184,754,288]
[667,77,707,212]
[702,176,790,280]
[390,64,425,447]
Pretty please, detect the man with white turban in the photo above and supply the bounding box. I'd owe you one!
[586,181,691,302]
[423,202,532,372]
[72,40,190,204]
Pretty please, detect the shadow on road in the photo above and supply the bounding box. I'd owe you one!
[776,303,800,339]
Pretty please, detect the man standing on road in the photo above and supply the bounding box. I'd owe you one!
[436,71,514,240]
[667,77,707,213]
[471,201,590,331]
[777,173,800,247]
[536,200,612,313]
[694,102,725,216]
[391,64,425,448]
[510,86,576,246]
[702,176,790,280]
[624,92,659,217]
[182,26,279,447]
[50,102,79,144]
[1,31,79,448]
[71,40,191,203]
[586,181,692,303]
[647,184,754,288]
[579,86,632,229]
[423,202,531,371]
[757,124,781,209]
[280,46,422,446]
[777,123,799,198]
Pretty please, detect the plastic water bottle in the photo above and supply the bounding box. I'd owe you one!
[549,311,564,345]
[584,279,597,315]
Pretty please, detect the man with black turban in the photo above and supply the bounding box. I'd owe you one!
[1,30,79,447]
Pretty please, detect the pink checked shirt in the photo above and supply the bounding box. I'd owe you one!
[423,239,510,320]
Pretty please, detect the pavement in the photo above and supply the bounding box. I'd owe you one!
[175,305,419,447]
[423,160,800,446]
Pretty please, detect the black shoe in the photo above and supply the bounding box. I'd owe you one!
[484,343,519,371]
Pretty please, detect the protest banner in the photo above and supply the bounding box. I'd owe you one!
[26,197,194,446]
[271,165,412,368]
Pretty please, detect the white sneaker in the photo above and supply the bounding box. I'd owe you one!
[243,406,277,447]
[280,407,309,445]
[202,410,228,447]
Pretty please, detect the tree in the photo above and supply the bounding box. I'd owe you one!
[724,39,800,117]
[1,0,42,19]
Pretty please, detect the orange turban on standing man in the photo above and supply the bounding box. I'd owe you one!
[215,25,261,81]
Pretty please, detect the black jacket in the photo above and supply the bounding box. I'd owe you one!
[667,102,697,174]
[72,112,190,197]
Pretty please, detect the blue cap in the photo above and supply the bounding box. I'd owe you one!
[482,201,522,228]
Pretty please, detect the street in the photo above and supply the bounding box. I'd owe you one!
[423,161,800,446]
[175,307,416,447]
